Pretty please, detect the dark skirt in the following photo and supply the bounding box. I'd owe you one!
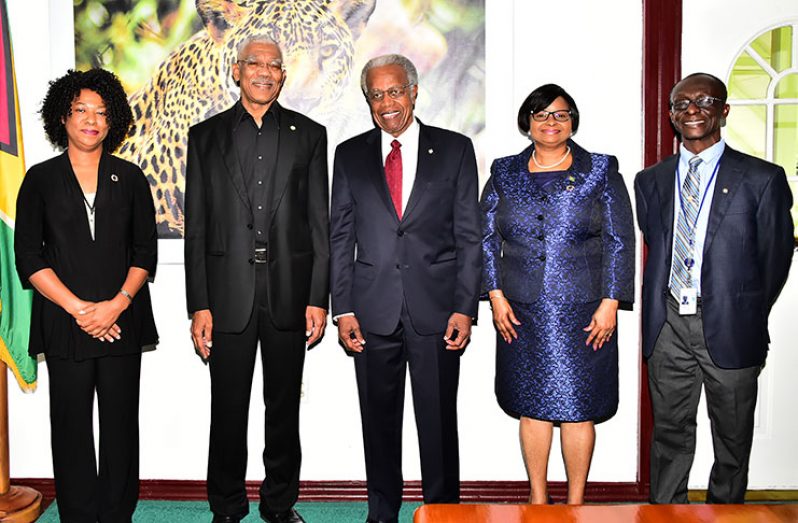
[495,297,618,422]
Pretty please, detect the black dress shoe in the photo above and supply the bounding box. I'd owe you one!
[366,518,398,523]
[212,516,241,523]
[260,507,306,523]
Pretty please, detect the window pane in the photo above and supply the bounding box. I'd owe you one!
[726,104,767,158]
[776,74,798,99]
[728,52,770,99]
[774,104,798,237]
[751,25,793,73]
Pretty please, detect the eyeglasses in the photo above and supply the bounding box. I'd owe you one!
[365,84,413,103]
[237,58,284,74]
[531,110,572,122]
[670,96,725,112]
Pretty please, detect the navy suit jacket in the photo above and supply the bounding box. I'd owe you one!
[330,120,482,336]
[481,140,635,305]
[634,146,793,369]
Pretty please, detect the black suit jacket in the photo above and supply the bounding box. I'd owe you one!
[634,146,793,368]
[185,102,329,333]
[330,121,481,336]
[15,152,159,359]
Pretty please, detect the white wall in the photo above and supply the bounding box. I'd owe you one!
[6,0,643,484]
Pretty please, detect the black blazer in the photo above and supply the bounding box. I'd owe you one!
[15,152,158,359]
[634,146,793,369]
[330,121,481,336]
[184,102,329,333]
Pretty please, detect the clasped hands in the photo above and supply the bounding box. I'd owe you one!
[70,296,128,343]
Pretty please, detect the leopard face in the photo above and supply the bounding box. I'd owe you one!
[117,0,375,237]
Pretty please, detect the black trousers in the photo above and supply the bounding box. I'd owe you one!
[207,264,307,518]
[648,297,760,504]
[354,306,462,522]
[46,352,141,523]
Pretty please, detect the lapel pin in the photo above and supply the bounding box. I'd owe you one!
[566,185,574,191]
[428,148,434,154]
[290,125,296,131]
[722,187,729,194]
[111,174,119,182]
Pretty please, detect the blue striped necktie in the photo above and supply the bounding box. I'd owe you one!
[670,155,702,298]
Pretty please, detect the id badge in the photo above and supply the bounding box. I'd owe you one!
[679,288,697,315]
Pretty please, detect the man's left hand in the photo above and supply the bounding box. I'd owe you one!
[305,306,327,346]
[444,312,472,350]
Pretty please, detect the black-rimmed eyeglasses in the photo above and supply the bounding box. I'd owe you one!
[531,110,572,122]
[670,96,725,112]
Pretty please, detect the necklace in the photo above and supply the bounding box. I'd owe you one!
[81,192,96,215]
[532,146,571,170]
[82,192,96,233]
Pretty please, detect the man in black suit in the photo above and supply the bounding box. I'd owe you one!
[634,73,793,504]
[330,54,481,523]
[184,35,329,523]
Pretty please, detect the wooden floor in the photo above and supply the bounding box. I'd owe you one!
[414,503,798,522]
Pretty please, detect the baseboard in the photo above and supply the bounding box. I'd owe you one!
[11,478,796,504]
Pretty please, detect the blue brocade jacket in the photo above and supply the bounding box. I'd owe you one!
[481,140,635,304]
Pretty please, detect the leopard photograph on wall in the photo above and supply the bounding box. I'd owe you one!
[74,0,485,238]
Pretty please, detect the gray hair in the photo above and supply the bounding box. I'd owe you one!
[360,54,418,93]
[236,34,282,60]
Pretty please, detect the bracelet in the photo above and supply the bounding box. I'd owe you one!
[119,289,133,302]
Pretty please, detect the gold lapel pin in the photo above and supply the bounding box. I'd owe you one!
[111,174,119,182]
[290,125,296,131]
[428,148,434,154]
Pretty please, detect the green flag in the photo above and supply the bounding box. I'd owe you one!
[0,0,36,391]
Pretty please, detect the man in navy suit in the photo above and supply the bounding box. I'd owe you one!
[634,73,793,504]
[330,54,481,522]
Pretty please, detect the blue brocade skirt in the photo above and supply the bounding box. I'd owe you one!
[495,297,618,422]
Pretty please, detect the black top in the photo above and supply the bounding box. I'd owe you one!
[14,152,158,360]
[233,101,279,248]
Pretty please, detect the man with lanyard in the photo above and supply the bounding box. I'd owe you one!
[634,72,793,503]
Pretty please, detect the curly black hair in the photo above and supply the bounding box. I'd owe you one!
[40,68,134,152]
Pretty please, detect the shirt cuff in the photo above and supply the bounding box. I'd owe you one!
[332,312,355,323]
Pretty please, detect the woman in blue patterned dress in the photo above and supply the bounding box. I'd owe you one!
[481,84,634,504]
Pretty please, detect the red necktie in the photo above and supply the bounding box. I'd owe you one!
[385,139,403,219]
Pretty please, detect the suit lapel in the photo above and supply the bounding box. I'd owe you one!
[270,103,297,220]
[654,155,679,244]
[703,147,744,255]
[213,107,251,213]
[403,121,433,221]
[365,128,399,223]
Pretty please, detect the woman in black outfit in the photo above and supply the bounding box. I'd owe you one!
[14,69,157,523]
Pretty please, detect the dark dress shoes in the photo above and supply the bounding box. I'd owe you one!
[260,507,306,523]
[212,516,241,523]
[366,518,398,523]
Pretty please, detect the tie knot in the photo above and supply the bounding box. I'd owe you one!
[688,156,702,171]
[391,139,401,150]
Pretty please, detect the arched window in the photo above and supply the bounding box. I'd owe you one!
[726,23,798,239]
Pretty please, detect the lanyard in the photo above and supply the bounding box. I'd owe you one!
[675,159,721,232]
